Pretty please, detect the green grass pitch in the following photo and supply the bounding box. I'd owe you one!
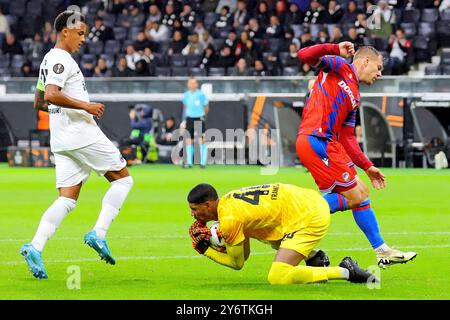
[0,164,449,300]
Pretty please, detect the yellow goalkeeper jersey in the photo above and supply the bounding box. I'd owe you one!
[217,183,328,246]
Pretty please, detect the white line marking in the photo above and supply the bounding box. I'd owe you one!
[4,244,447,266]
[1,231,449,243]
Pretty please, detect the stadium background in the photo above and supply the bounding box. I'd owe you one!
[0,0,449,301]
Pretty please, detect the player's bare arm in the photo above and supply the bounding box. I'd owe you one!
[33,88,48,112]
[44,84,105,118]
[365,166,386,190]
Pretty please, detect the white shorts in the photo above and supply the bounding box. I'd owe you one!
[54,136,126,188]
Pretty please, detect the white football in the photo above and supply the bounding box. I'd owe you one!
[209,221,226,251]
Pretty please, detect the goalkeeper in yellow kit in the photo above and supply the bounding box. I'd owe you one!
[188,183,378,284]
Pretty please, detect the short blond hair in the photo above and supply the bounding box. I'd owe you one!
[353,46,381,61]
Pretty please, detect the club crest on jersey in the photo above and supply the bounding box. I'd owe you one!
[53,63,64,74]
[342,172,350,182]
[322,157,329,167]
[338,80,357,108]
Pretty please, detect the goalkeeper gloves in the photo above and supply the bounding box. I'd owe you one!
[189,220,211,254]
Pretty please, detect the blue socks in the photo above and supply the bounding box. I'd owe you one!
[324,194,385,249]
[200,143,207,166]
[352,199,385,249]
[186,144,193,166]
[186,144,207,166]
[323,193,348,213]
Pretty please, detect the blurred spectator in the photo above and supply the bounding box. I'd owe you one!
[25,33,44,60]
[147,4,162,23]
[161,2,178,27]
[343,26,364,47]
[129,4,146,28]
[317,29,330,44]
[341,0,359,24]
[235,30,249,56]
[355,13,368,39]
[324,0,344,24]
[194,20,207,39]
[113,56,136,77]
[230,58,251,76]
[300,30,316,48]
[388,28,412,75]
[126,44,141,70]
[224,29,238,51]
[168,30,187,56]
[0,8,10,45]
[303,0,326,24]
[279,28,298,51]
[82,60,95,77]
[240,39,260,65]
[202,0,220,13]
[301,63,314,76]
[440,0,450,11]
[330,26,344,43]
[42,21,53,44]
[147,21,170,43]
[172,18,189,42]
[128,103,154,161]
[201,30,214,48]
[134,31,156,52]
[142,47,158,76]
[369,0,396,39]
[43,32,57,54]
[284,43,301,67]
[182,32,204,56]
[215,5,233,28]
[285,2,304,25]
[216,0,238,13]
[264,52,281,75]
[21,62,37,77]
[94,57,112,77]
[199,44,218,69]
[213,46,235,68]
[88,17,114,43]
[246,18,264,39]
[180,3,197,29]
[156,117,178,146]
[2,33,24,55]
[274,0,287,24]
[233,0,249,28]
[255,1,271,28]
[253,59,269,76]
[266,15,284,38]
[134,59,150,76]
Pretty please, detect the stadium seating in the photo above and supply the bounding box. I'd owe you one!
[0,0,448,78]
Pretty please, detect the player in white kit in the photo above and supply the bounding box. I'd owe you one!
[20,10,134,279]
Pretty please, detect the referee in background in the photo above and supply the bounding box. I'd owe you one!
[182,78,209,168]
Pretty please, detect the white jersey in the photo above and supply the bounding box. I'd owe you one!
[39,48,105,152]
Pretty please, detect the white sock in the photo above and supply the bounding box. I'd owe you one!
[340,267,350,280]
[374,243,391,254]
[31,197,76,252]
[93,176,133,239]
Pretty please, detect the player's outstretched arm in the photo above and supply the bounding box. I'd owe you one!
[204,242,246,270]
[44,84,105,118]
[297,42,355,67]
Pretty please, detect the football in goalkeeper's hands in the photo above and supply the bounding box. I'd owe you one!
[209,221,226,252]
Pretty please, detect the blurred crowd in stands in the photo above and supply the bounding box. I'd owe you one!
[0,0,450,77]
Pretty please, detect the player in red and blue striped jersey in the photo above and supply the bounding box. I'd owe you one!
[296,42,416,268]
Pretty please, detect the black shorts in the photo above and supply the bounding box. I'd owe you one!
[186,117,205,139]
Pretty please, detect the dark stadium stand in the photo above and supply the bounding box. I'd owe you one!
[0,0,449,77]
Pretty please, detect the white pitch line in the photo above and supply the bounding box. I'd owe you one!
[2,244,448,266]
[0,231,449,243]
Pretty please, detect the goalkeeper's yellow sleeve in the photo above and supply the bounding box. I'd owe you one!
[204,242,245,270]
